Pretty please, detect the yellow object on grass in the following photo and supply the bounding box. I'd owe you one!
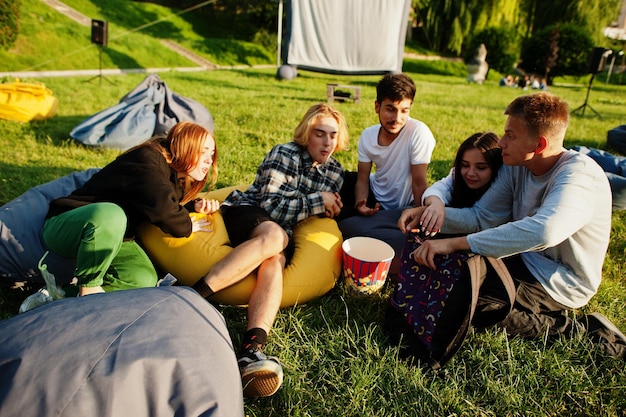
[137,185,343,307]
[0,81,58,122]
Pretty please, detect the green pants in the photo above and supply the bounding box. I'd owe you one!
[43,202,158,291]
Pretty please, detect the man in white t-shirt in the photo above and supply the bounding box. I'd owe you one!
[338,73,436,262]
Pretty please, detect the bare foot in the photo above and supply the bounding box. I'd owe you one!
[79,286,105,296]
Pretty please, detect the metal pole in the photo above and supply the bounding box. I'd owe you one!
[276,0,283,68]
[607,53,617,83]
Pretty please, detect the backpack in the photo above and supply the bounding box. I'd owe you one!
[384,231,516,370]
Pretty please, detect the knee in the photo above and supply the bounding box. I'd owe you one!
[87,203,127,238]
[252,222,289,255]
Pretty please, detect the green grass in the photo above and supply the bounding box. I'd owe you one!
[0,0,272,72]
[2,0,626,415]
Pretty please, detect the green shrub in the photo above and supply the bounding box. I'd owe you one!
[0,0,21,50]
[519,23,594,81]
[463,26,519,75]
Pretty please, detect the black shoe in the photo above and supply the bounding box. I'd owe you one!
[585,313,626,358]
[237,348,283,398]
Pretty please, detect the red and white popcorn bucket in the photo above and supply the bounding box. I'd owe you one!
[342,237,395,293]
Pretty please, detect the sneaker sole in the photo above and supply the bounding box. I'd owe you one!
[241,360,284,398]
[589,312,626,344]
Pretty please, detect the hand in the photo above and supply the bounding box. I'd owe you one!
[191,216,212,233]
[420,197,445,236]
[322,192,343,218]
[194,198,220,214]
[397,206,426,234]
[355,199,380,216]
[411,239,452,269]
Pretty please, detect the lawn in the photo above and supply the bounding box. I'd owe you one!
[1,66,625,416]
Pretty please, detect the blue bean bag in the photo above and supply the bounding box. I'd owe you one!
[0,169,99,286]
[0,286,243,417]
[607,125,626,154]
[70,74,214,150]
[570,146,626,211]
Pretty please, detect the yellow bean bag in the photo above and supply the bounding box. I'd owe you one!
[0,81,58,122]
[137,185,343,307]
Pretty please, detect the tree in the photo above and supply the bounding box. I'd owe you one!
[0,0,21,51]
[519,23,594,81]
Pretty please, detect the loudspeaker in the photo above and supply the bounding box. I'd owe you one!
[588,47,609,74]
[91,20,108,46]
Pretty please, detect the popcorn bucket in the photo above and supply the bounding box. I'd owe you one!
[342,237,395,293]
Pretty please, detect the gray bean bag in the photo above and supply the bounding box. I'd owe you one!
[0,169,100,287]
[0,286,243,417]
[70,74,214,150]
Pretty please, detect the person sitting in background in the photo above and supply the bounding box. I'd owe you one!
[399,92,626,359]
[500,75,514,87]
[22,122,219,310]
[192,103,348,398]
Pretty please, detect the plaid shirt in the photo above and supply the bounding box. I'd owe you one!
[222,141,344,234]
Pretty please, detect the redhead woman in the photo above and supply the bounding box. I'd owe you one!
[35,121,219,300]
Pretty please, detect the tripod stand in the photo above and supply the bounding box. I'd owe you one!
[86,45,114,86]
[571,73,601,118]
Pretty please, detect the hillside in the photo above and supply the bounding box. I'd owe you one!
[0,0,274,73]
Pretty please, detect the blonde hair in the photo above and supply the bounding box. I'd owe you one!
[133,121,218,205]
[293,103,349,152]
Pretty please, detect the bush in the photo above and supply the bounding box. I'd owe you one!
[463,26,518,75]
[0,0,20,50]
[519,23,594,81]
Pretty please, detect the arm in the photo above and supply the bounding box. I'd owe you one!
[412,236,470,270]
[419,169,455,235]
[109,148,194,237]
[355,161,380,216]
[410,163,429,206]
[255,145,343,227]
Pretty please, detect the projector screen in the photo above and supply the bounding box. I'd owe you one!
[284,0,411,74]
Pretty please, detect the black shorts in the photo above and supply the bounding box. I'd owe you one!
[220,205,295,264]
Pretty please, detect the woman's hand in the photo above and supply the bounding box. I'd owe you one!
[322,192,343,218]
[397,206,426,234]
[194,198,220,214]
[420,196,445,236]
[191,216,212,233]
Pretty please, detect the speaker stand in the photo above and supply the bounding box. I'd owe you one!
[86,45,114,86]
[571,73,601,118]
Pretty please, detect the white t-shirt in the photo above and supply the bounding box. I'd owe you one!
[358,118,436,209]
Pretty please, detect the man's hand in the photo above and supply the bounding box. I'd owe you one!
[355,199,380,216]
[411,237,469,269]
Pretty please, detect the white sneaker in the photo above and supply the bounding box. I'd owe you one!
[18,288,52,314]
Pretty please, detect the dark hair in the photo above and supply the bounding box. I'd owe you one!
[376,73,416,104]
[450,132,502,208]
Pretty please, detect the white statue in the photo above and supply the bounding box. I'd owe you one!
[466,43,489,84]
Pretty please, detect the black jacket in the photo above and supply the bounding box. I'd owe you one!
[47,146,195,238]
